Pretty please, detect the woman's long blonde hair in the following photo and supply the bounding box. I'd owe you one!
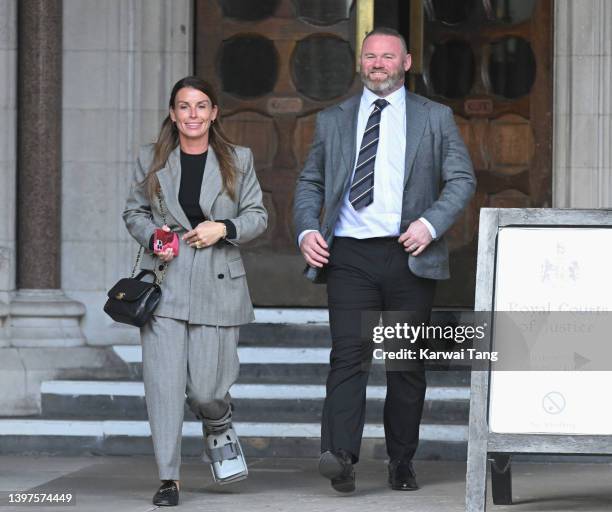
[143,76,237,201]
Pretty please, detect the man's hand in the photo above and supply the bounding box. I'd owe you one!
[299,231,330,268]
[398,219,433,256]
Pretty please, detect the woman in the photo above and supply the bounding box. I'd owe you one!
[123,76,267,506]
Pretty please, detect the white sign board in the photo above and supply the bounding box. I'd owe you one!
[489,227,612,435]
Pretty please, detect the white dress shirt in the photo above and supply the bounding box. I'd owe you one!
[298,86,436,246]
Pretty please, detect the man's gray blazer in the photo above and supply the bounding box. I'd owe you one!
[123,144,267,325]
[293,90,476,282]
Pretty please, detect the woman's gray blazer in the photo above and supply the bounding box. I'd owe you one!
[122,144,267,326]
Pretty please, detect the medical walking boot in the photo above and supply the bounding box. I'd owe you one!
[204,425,248,485]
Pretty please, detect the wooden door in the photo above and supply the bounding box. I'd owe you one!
[414,0,553,306]
[195,0,553,308]
[195,0,361,306]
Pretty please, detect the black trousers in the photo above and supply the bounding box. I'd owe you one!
[321,236,436,463]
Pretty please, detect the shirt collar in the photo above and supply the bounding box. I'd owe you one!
[361,85,406,111]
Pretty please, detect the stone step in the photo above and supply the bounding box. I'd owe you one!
[113,346,471,387]
[236,364,470,386]
[0,419,467,460]
[1,311,474,461]
[40,381,470,424]
[238,322,331,347]
[145,308,473,348]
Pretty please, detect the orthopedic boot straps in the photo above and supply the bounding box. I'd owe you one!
[203,409,248,484]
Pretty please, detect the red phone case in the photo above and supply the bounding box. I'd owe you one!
[153,229,179,256]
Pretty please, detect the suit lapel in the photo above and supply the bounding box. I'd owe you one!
[403,93,428,188]
[336,95,360,190]
[156,146,192,231]
[198,146,223,220]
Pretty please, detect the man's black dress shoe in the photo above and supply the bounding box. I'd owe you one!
[318,450,355,493]
[153,480,179,506]
[388,460,419,491]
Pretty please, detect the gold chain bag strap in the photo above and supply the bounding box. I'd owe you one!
[131,193,169,284]
[104,191,171,327]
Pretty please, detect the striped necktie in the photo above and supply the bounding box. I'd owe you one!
[349,98,389,210]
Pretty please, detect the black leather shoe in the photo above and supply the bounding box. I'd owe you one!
[153,480,179,506]
[319,450,355,493]
[388,460,419,491]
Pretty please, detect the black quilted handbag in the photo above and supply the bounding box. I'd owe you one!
[104,269,162,327]
[104,192,168,327]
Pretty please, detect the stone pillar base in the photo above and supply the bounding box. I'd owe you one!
[10,289,86,347]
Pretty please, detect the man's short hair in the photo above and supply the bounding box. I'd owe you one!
[363,27,408,54]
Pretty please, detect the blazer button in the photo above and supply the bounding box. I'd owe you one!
[217,273,225,279]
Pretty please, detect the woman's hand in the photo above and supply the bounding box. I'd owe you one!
[182,221,226,249]
[156,225,176,263]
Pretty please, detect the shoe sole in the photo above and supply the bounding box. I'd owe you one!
[332,477,356,493]
[319,452,355,493]
[388,476,419,491]
[390,483,419,491]
[152,497,179,506]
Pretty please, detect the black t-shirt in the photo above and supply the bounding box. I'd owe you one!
[179,150,208,228]
[148,149,237,250]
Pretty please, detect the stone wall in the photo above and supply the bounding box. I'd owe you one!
[554,0,612,207]
[61,0,193,345]
[0,0,193,415]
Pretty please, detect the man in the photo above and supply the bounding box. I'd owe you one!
[293,27,476,493]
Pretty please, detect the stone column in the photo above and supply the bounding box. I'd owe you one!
[10,0,85,347]
[553,0,612,208]
[0,0,17,346]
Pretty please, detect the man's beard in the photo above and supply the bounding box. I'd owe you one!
[361,67,405,95]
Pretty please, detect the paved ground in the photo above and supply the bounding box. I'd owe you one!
[0,456,611,511]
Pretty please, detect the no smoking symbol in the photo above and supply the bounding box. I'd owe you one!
[542,392,566,415]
